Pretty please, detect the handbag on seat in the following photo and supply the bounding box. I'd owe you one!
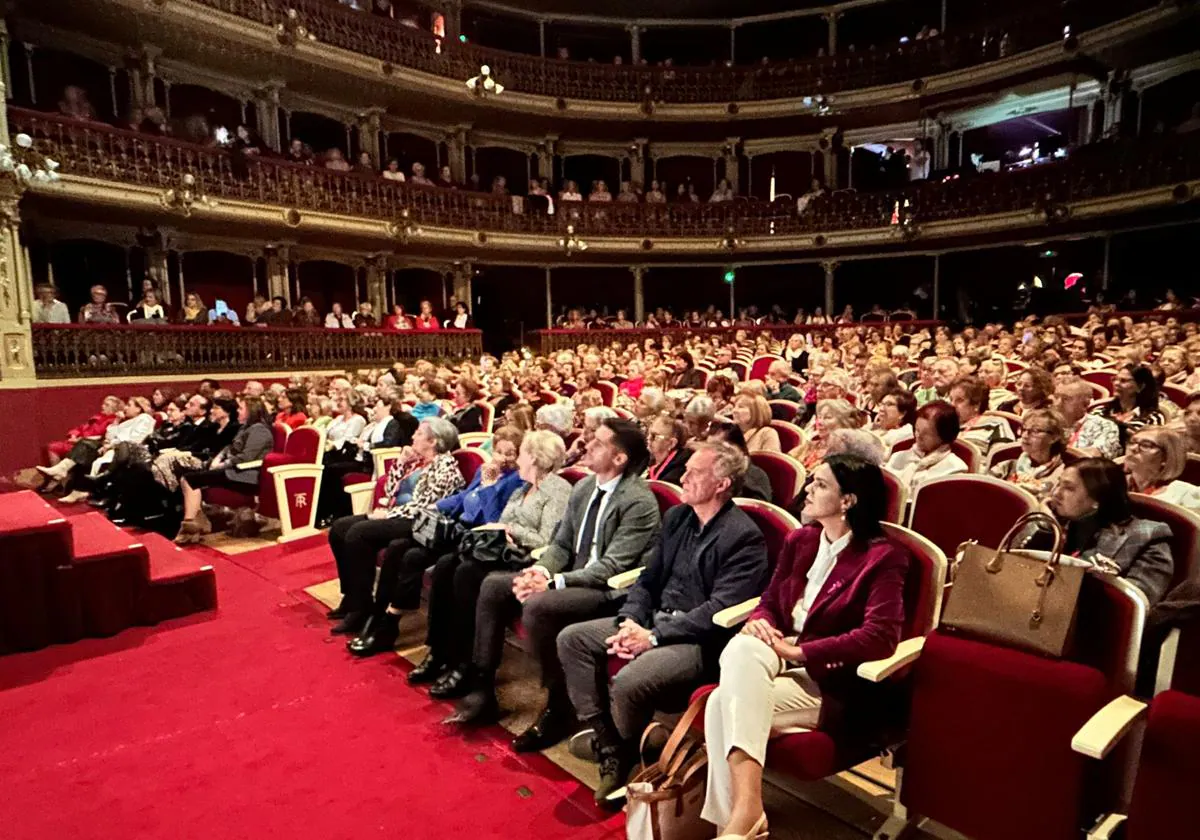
[411,508,462,549]
[941,511,1084,658]
[626,696,715,840]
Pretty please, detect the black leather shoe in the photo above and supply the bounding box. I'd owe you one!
[442,689,500,727]
[511,704,570,753]
[326,600,349,620]
[330,611,368,635]
[407,653,449,685]
[428,667,472,699]
[347,615,399,657]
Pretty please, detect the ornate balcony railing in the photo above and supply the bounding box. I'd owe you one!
[189,0,1160,103]
[31,323,483,378]
[12,108,1200,242]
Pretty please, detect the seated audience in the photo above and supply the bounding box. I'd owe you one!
[325,302,355,328]
[316,398,416,525]
[706,422,773,503]
[353,302,377,328]
[1094,364,1165,442]
[949,377,1014,453]
[988,408,1067,501]
[173,397,274,543]
[1123,427,1200,512]
[566,406,616,467]
[447,379,484,433]
[645,414,690,484]
[32,284,70,323]
[792,399,858,470]
[998,368,1054,416]
[559,442,769,804]
[326,417,465,634]
[41,396,123,471]
[667,352,706,390]
[871,389,916,456]
[177,292,210,325]
[413,300,440,330]
[764,361,802,403]
[885,401,968,493]
[1056,378,1121,459]
[825,428,885,465]
[274,388,309,430]
[348,426,529,658]
[444,419,658,752]
[701,455,909,838]
[78,285,122,324]
[732,394,781,454]
[127,289,166,322]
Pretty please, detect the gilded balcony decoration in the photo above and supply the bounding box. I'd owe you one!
[160,173,217,217]
[0,133,61,187]
[276,7,317,47]
[31,323,484,379]
[385,208,421,242]
[465,65,504,98]
[11,109,1200,247]
[177,0,1161,104]
[557,225,587,256]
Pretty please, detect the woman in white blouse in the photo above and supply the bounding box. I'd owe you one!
[325,396,367,452]
[872,389,916,457]
[127,289,166,322]
[885,400,969,494]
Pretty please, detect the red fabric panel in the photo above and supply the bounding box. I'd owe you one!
[901,632,1109,840]
[452,449,486,485]
[736,504,794,576]
[881,469,904,524]
[1127,690,1200,840]
[909,478,1036,557]
[285,427,323,463]
[750,453,800,508]
[279,474,318,530]
[1072,575,1138,695]
[0,523,74,653]
[647,481,683,518]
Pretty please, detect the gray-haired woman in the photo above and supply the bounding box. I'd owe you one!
[327,416,465,634]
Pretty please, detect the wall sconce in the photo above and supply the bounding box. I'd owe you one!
[0,133,60,185]
[466,65,504,97]
[719,226,743,252]
[160,173,216,217]
[277,8,318,46]
[558,224,588,256]
[386,208,422,242]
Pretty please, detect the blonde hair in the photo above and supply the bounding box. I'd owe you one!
[522,429,567,474]
[1132,427,1188,482]
[734,393,772,430]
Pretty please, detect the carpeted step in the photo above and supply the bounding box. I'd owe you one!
[139,532,218,624]
[0,489,66,535]
[71,511,149,563]
[0,491,75,654]
[64,512,151,638]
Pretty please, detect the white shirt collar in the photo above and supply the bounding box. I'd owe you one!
[819,528,852,559]
[596,474,621,494]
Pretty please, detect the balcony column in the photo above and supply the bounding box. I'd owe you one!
[22,42,34,105]
[264,245,290,305]
[253,83,284,152]
[630,138,647,189]
[729,25,736,64]
[452,262,473,310]
[127,45,162,112]
[627,25,642,64]
[538,20,546,58]
[358,108,383,167]
[632,266,644,324]
[443,0,463,43]
[0,22,14,102]
[537,136,557,181]
[822,139,838,189]
[544,267,553,329]
[825,12,840,56]
[364,255,387,313]
[932,253,941,319]
[146,243,171,306]
[448,125,470,183]
[0,189,35,384]
[723,137,740,194]
[821,259,838,317]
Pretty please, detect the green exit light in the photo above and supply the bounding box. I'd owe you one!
[459,34,468,43]
[724,270,736,283]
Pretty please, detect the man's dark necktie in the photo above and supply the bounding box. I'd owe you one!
[573,488,607,570]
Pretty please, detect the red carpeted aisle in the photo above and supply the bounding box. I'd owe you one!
[0,538,624,840]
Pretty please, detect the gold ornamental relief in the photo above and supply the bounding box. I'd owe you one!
[5,332,27,369]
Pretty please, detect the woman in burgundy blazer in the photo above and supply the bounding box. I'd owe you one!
[701,454,910,840]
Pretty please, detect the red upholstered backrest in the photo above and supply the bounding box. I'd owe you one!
[1129,492,1200,589]
[949,439,981,472]
[749,451,803,508]
[646,480,683,518]
[880,469,906,525]
[768,400,799,422]
[734,499,800,574]
[372,473,389,508]
[730,361,749,382]
[593,381,616,406]
[474,400,495,433]
[1168,623,1200,696]
[1070,574,1145,696]
[256,452,296,518]
[1082,369,1116,392]
[987,441,1024,470]
[909,475,1039,558]
[452,449,486,485]
[1160,383,1190,409]
[881,522,947,639]
[749,355,781,381]
[284,427,323,463]
[902,632,1110,840]
[769,420,803,453]
[559,466,589,486]
[1126,691,1200,840]
[271,422,289,452]
[891,437,915,454]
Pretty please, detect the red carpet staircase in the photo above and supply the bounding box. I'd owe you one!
[0,490,217,654]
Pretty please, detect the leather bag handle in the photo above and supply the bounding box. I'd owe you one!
[992,511,1064,570]
[654,694,706,773]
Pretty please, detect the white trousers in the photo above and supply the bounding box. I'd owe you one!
[89,449,115,477]
[701,633,823,828]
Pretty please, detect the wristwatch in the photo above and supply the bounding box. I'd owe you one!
[648,631,660,647]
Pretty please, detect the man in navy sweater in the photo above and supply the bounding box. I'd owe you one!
[558,441,769,806]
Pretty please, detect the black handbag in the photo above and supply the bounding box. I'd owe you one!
[460,528,529,569]
[412,508,463,549]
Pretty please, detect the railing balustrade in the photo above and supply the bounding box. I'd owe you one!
[13,108,1200,243]
[31,323,483,378]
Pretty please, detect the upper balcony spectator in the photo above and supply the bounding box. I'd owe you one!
[178,293,210,326]
[325,148,352,172]
[354,301,377,328]
[33,284,70,324]
[57,86,96,122]
[383,158,406,181]
[286,138,315,166]
[413,300,440,330]
[326,302,355,328]
[410,162,433,185]
[79,284,121,324]
[127,289,167,323]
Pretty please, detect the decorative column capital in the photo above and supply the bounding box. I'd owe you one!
[820,259,840,275]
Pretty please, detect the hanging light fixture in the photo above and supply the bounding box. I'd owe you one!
[0,133,61,185]
[558,224,587,256]
[160,173,216,217]
[466,65,504,97]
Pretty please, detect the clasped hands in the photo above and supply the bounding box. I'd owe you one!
[741,618,806,664]
[605,618,655,660]
[512,567,550,603]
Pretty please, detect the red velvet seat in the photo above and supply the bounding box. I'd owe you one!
[986,440,1024,471]
[271,422,290,452]
[767,400,799,422]
[474,400,496,433]
[891,437,983,472]
[1082,369,1117,393]
[749,355,782,381]
[893,574,1146,840]
[645,480,683,518]
[769,420,803,453]
[1159,383,1191,409]
[732,499,799,572]
[749,451,805,508]
[593,381,616,407]
[880,468,907,524]
[1123,690,1200,840]
[559,466,589,485]
[451,448,487,485]
[908,474,1040,558]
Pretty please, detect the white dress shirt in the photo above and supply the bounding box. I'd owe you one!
[548,474,621,589]
[792,529,851,634]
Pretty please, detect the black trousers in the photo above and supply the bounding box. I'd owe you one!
[328,514,413,611]
[316,454,371,523]
[373,537,433,616]
[473,572,618,702]
[425,551,496,667]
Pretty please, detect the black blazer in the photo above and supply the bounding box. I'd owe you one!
[450,404,483,434]
[648,447,689,485]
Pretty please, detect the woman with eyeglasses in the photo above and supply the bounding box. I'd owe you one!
[988,408,1068,502]
[1095,364,1165,442]
[871,389,916,457]
[1123,427,1200,512]
[644,414,689,484]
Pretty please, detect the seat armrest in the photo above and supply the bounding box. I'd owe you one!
[1087,813,1127,840]
[713,597,761,629]
[857,636,926,683]
[234,460,263,470]
[1072,696,1148,760]
[608,567,643,590]
[344,481,376,517]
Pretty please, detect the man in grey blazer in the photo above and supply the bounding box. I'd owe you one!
[442,419,661,753]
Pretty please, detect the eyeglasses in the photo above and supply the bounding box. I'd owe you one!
[1021,427,1054,437]
[1127,439,1164,454]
